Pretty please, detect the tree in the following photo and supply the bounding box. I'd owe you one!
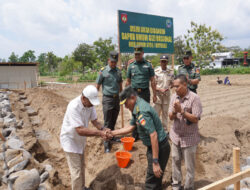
[46,52,59,73]
[93,37,116,65]
[19,50,36,62]
[8,52,19,63]
[73,43,96,72]
[37,53,48,75]
[59,55,81,76]
[184,21,224,68]
[174,36,186,65]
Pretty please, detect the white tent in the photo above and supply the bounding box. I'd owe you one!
[0,63,38,89]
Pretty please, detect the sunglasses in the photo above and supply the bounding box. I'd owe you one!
[183,57,189,60]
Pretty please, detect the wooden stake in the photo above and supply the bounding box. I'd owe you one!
[117,11,124,128]
[171,54,175,70]
[233,147,240,190]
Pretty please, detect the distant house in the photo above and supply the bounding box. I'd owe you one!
[209,52,240,68]
[0,62,39,89]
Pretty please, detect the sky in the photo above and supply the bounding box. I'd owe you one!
[0,0,250,60]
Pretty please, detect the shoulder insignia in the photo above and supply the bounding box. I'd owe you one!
[136,106,140,113]
[139,118,146,126]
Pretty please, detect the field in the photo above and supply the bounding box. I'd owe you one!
[4,74,250,189]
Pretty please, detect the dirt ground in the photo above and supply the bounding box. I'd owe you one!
[20,74,250,189]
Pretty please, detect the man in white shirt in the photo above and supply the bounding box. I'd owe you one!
[60,85,109,190]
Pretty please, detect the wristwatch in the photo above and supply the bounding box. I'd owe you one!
[153,158,159,164]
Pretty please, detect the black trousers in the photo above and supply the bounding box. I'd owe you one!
[145,138,171,190]
[102,95,120,130]
[189,88,197,94]
[133,88,150,103]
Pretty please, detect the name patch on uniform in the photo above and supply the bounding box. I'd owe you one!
[143,65,149,68]
[139,118,146,126]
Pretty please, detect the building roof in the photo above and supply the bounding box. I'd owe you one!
[0,62,39,66]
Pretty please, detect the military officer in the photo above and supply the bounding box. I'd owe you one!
[125,46,157,140]
[125,46,157,103]
[178,50,201,93]
[110,86,170,190]
[154,55,174,131]
[96,51,123,153]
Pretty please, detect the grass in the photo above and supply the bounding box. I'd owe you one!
[200,67,250,75]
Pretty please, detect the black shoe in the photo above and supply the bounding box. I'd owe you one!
[83,187,91,190]
[104,142,110,153]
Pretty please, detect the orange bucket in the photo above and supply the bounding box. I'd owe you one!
[121,137,135,151]
[115,151,132,168]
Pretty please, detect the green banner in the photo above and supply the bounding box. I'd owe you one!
[118,10,174,54]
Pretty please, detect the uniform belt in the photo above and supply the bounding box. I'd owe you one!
[104,94,119,98]
[133,88,149,93]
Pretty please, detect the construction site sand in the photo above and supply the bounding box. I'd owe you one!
[22,74,250,189]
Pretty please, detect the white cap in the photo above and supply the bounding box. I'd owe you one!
[82,85,100,106]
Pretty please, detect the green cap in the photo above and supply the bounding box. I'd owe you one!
[119,86,136,105]
[109,51,118,62]
[134,46,143,54]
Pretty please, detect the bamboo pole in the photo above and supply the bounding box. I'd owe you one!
[117,11,124,128]
[233,147,240,190]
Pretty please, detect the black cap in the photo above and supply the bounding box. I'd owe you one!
[160,55,169,61]
[183,50,192,58]
[109,51,118,62]
[134,46,143,53]
[119,86,136,105]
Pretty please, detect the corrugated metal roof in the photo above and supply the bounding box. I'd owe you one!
[0,62,39,66]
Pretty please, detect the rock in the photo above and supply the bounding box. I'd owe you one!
[22,150,32,160]
[241,165,250,171]
[38,181,51,190]
[26,106,38,116]
[9,170,29,183]
[44,164,53,172]
[0,149,21,162]
[7,153,24,168]
[16,120,23,129]
[0,110,7,118]
[13,169,40,190]
[21,99,30,106]
[0,118,4,126]
[2,128,13,137]
[4,112,15,119]
[3,117,16,126]
[226,184,234,190]
[0,99,10,108]
[30,116,40,126]
[9,159,29,174]
[18,91,25,95]
[19,95,27,100]
[6,138,24,149]
[40,171,49,183]
[246,156,250,165]
[242,177,250,187]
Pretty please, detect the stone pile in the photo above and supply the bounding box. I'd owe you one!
[0,91,52,190]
